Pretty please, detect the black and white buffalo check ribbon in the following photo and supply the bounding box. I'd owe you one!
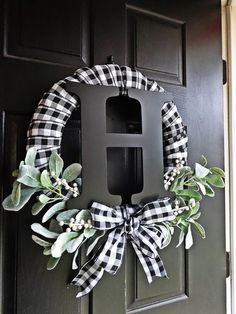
[26,64,188,173]
[72,198,175,298]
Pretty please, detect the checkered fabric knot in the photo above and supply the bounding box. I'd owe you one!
[72,198,176,298]
[121,205,140,235]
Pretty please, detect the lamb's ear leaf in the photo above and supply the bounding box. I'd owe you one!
[32,235,52,247]
[84,228,96,239]
[56,209,80,223]
[51,232,78,258]
[32,201,46,215]
[25,147,38,167]
[195,163,210,178]
[40,170,53,188]
[2,187,38,211]
[47,256,61,270]
[66,233,84,253]
[72,249,79,270]
[42,201,66,223]
[200,155,208,167]
[193,221,206,239]
[206,174,225,188]
[86,230,105,256]
[185,225,193,250]
[38,194,51,204]
[176,230,185,248]
[62,163,82,183]
[17,165,41,187]
[11,180,21,206]
[31,223,59,239]
[49,152,63,177]
[210,167,225,178]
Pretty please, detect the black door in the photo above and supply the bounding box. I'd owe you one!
[0,1,226,313]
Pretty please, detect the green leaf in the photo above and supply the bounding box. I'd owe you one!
[11,180,21,206]
[170,168,191,192]
[2,186,38,211]
[176,196,187,208]
[178,208,192,220]
[40,170,53,188]
[49,152,63,177]
[66,233,84,253]
[56,209,80,223]
[43,247,52,255]
[185,225,193,249]
[193,221,206,239]
[32,235,52,247]
[86,230,105,256]
[200,155,208,167]
[188,198,196,208]
[32,201,46,215]
[62,163,82,183]
[42,201,66,223]
[38,194,51,204]
[75,209,91,222]
[190,201,200,215]
[159,225,172,248]
[176,189,202,201]
[17,165,41,187]
[204,183,215,197]
[31,223,59,239]
[206,174,225,188]
[51,232,78,258]
[25,147,38,166]
[84,228,96,239]
[176,230,185,248]
[12,160,25,177]
[195,163,210,178]
[178,221,189,234]
[47,256,61,270]
[12,169,19,177]
[196,181,206,195]
[72,249,79,270]
[210,167,225,178]
[190,212,201,220]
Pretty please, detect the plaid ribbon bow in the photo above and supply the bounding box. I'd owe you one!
[72,198,175,298]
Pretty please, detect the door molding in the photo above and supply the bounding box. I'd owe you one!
[222,1,236,313]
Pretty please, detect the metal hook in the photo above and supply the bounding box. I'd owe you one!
[108,55,115,64]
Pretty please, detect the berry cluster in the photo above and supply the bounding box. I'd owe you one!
[59,216,93,232]
[50,171,80,197]
[164,158,185,190]
[172,199,189,216]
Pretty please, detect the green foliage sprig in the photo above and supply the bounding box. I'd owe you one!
[2,148,103,270]
[163,156,225,249]
[2,150,225,271]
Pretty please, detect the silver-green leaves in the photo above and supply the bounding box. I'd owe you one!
[168,155,224,250]
[2,148,225,276]
[3,186,38,211]
[62,163,82,183]
[2,150,82,214]
[49,152,64,177]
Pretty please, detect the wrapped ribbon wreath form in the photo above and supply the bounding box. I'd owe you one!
[2,64,225,298]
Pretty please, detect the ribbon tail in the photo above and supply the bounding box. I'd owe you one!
[72,258,104,298]
[72,227,126,297]
[131,241,168,284]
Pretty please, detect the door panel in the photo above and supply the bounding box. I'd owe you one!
[6,0,90,67]
[126,5,186,85]
[0,1,225,314]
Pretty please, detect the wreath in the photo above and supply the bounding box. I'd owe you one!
[1,65,225,298]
